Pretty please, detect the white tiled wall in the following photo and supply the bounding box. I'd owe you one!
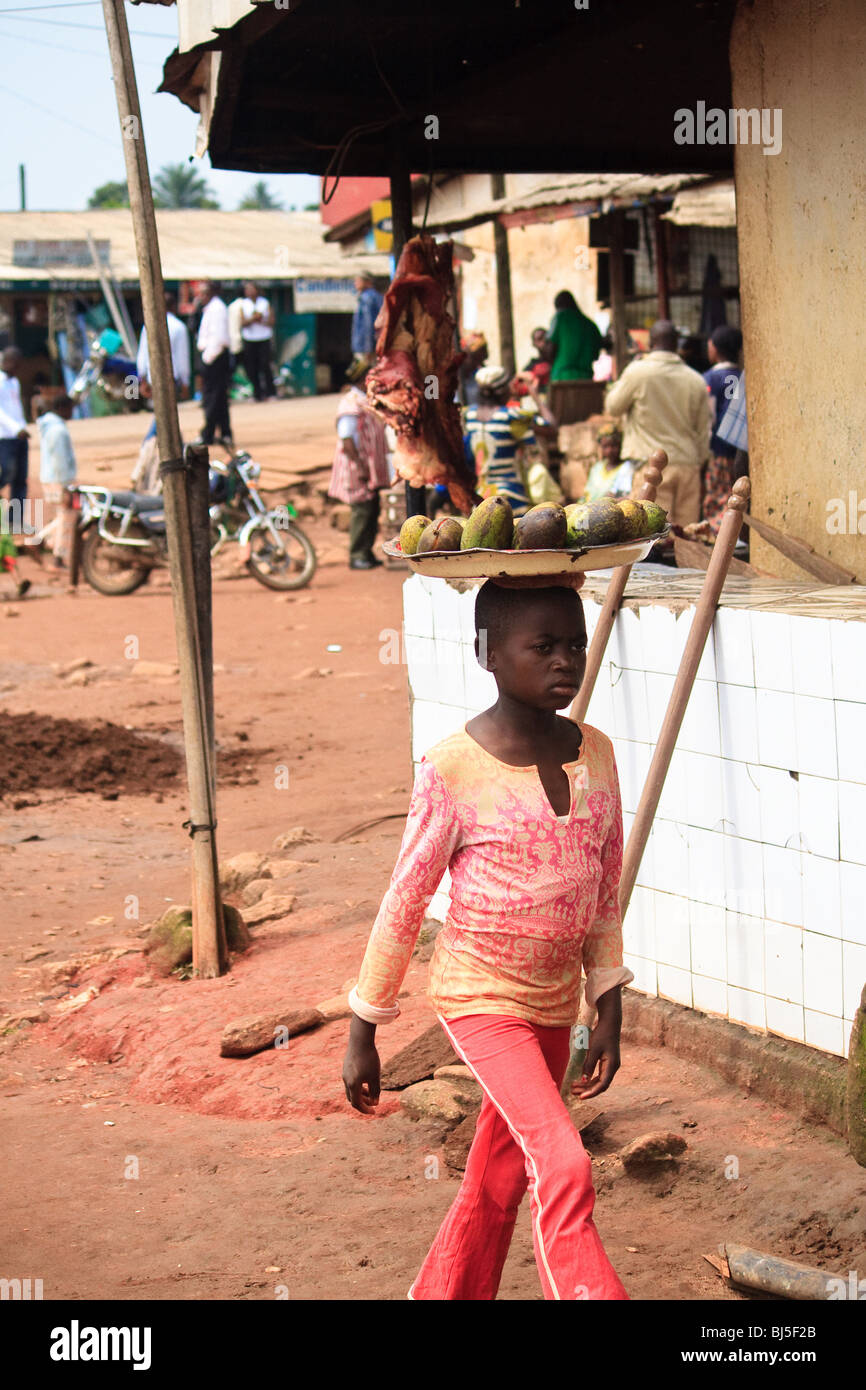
[403,574,866,1060]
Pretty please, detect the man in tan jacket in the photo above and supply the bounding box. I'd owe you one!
[604,319,711,524]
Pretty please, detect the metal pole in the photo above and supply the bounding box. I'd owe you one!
[101,0,226,978]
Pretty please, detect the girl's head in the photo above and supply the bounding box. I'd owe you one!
[474,581,587,710]
[596,423,622,465]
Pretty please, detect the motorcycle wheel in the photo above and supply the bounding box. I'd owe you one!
[246,519,317,591]
[80,526,152,596]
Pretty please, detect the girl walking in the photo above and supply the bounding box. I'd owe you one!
[342,576,633,1300]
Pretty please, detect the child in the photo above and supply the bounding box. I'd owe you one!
[36,394,77,566]
[582,423,635,502]
[342,577,633,1301]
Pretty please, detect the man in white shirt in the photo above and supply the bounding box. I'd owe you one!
[239,280,275,402]
[195,280,233,448]
[0,345,30,531]
[605,319,711,525]
[136,291,192,400]
[133,292,193,489]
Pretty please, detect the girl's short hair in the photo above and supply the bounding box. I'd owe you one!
[474,580,583,653]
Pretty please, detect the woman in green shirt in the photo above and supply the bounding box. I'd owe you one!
[546,290,603,381]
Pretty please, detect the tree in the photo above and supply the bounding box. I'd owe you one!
[151,163,220,210]
[88,181,130,209]
[238,180,283,210]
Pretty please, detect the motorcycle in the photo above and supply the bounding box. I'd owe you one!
[70,338,144,412]
[73,450,316,595]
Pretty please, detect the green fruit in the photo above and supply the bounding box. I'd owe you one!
[579,498,627,546]
[399,515,432,555]
[638,501,668,537]
[461,495,514,550]
[616,499,646,540]
[565,502,591,549]
[416,517,464,553]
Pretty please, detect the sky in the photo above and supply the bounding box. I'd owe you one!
[0,1,320,212]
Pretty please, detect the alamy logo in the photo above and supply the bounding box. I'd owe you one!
[49,1321,152,1371]
[674,102,782,156]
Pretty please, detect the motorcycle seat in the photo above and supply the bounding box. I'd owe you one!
[108,490,164,513]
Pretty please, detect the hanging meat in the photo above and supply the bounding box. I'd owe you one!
[366,234,482,515]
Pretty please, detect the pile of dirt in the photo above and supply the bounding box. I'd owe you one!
[0,713,181,797]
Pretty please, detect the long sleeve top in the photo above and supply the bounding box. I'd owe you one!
[37,412,77,486]
[349,722,634,1029]
[604,350,712,468]
[0,371,26,439]
[351,287,384,355]
[137,313,191,388]
[196,297,231,365]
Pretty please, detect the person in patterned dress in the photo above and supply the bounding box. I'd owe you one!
[327,375,391,569]
[342,579,633,1301]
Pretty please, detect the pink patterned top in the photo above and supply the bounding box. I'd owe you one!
[349,721,634,1029]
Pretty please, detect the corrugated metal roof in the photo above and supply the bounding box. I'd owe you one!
[0,209,389,284]
[497,172,709,214]
[420,172,718,232]
[662,178,736,227]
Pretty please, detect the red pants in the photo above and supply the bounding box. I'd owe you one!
[409,1013,629,1301]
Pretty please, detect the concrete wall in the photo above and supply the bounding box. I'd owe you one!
[458,173,602,368]
[731,0,866,581]
[403,574,866,1062]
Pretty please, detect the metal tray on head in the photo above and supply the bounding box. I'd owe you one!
[382,529,670,578]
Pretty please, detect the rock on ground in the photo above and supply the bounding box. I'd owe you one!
[224,904,251,953]
[433,1064,482,1100]
[144,905,193,975]
[241,895,296,927]
[220,1006,323,1058]
[272,827,317,850]
[619,1131,688,1172]
[443,1110,480,1170]
[219,852,271,895]
[400,1080,477,1127]
[380,1023,459,1090]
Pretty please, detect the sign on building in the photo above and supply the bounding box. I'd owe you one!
[12,240,111,269]
[293,277,358,313]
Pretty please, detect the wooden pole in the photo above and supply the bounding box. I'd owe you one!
[653,205,670,320]
[490,174,515,377]
[618,477,750,915]
[101,0,226,978]
[570,449,668,725]
[609,209,629,377]
[66,488,82,592]
[86,229,136,359]
[185,445,217,786]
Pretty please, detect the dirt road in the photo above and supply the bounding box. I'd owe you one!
[1,398,863,1301]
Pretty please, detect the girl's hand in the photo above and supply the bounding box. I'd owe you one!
[342,1032,381,1115]
[571,1021,621,1100]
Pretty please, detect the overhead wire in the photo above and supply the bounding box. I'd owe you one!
[0,78,120,145]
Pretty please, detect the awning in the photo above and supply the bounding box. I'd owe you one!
[663,179,736,227]
[149,0,738,178]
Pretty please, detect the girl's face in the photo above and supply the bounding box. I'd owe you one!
[484,598,588,709]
